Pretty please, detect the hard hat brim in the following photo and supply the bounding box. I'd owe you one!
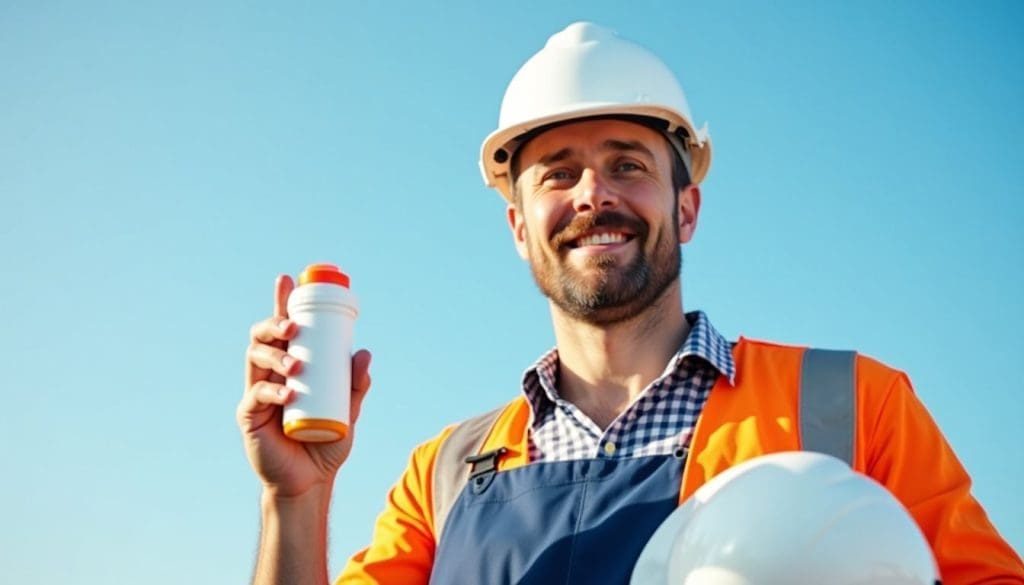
[479,103,712,203]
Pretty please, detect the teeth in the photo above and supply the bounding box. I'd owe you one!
[577,233,627,247]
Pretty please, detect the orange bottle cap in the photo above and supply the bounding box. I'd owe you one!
[298,263,351,288]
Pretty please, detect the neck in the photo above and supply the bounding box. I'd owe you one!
[549,280,690,429]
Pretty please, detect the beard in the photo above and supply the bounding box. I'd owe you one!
[526,209,681,326]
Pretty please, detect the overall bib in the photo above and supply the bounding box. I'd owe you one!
[429,448,686,584]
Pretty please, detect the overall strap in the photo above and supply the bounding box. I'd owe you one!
[432,406,505,542]
[799,349,857,466]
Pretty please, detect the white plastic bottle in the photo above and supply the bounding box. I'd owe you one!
[284,263,360,442]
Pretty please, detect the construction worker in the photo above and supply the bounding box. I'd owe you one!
[239,22,1024,584]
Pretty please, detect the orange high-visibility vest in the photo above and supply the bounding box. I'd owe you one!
[338,338,1024,584]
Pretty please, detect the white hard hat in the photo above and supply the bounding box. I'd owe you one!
[631,452,940,585]
[480,22,711,202]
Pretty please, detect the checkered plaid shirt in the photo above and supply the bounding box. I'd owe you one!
[522,311,736,462]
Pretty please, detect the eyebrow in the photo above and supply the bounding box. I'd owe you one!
[538,147,573,167]
[603,139,655,159]
[536,140,656,167]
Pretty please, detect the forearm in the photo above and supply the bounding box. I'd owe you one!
[253,483,334,585]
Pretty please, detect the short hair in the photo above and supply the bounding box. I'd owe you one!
[510,133,692,208]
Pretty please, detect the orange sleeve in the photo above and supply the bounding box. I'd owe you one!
[334,427,453,585]
[859,357,1024,583]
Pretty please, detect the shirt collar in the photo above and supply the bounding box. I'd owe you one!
[673,310,736,386]
[521,310,737,415]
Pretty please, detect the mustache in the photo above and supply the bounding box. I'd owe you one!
[550,211,648,248]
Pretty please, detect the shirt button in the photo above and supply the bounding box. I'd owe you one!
[603,441,617,456]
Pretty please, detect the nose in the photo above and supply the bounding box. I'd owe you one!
[573,168,619,212]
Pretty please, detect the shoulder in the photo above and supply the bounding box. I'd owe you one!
[734,336,912,407]
[408,397,530,465]
[737,336,907,377]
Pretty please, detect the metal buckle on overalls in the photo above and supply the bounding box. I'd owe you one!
[674,428,693,460]
[465,447,507,495]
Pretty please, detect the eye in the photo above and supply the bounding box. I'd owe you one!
[613,160,644,174]
[543,168,576,184]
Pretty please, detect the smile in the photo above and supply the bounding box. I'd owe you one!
[569,231,634,248]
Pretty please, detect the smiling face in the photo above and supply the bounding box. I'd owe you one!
[508,119,701,326]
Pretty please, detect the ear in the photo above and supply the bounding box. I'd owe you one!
[677,184,701,244]
[507,203,530,260]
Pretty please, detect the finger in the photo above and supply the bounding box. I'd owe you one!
[249,317,298,344]
[243,380,294,407]
[248,342,302,378]
[245,275,296,393]
[237,382,293,431]
[251,380,294,405]
[352,349,372,392]
[350,349,373,423]
[274,274,295,318]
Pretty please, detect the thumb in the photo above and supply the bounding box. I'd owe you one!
[274,274,295,318]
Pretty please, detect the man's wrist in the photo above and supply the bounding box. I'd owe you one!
[261,480,334,510]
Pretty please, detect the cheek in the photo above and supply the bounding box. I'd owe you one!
[638,198,679,246]
[629,193,669,224]
[526,198,562,242]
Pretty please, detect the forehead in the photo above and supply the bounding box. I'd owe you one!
[517,119,669,167]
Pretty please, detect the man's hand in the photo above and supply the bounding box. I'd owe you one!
[238,274,372,498]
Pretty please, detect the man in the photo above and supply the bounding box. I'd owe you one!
[239,23,1023,584]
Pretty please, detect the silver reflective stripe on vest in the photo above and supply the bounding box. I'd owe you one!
[432,406,504,543]
[799,349,856,466]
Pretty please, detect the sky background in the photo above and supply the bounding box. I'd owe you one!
[1,1,1022,582]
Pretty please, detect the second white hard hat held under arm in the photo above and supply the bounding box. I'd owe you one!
[479,22,712,202]
[631,452,940,585]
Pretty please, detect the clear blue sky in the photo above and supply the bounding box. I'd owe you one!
[1,1,1021,582]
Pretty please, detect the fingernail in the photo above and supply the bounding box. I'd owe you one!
[279,319,291,331]
[282,355,295,371]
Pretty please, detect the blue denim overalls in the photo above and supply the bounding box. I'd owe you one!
[429,442,686,584]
